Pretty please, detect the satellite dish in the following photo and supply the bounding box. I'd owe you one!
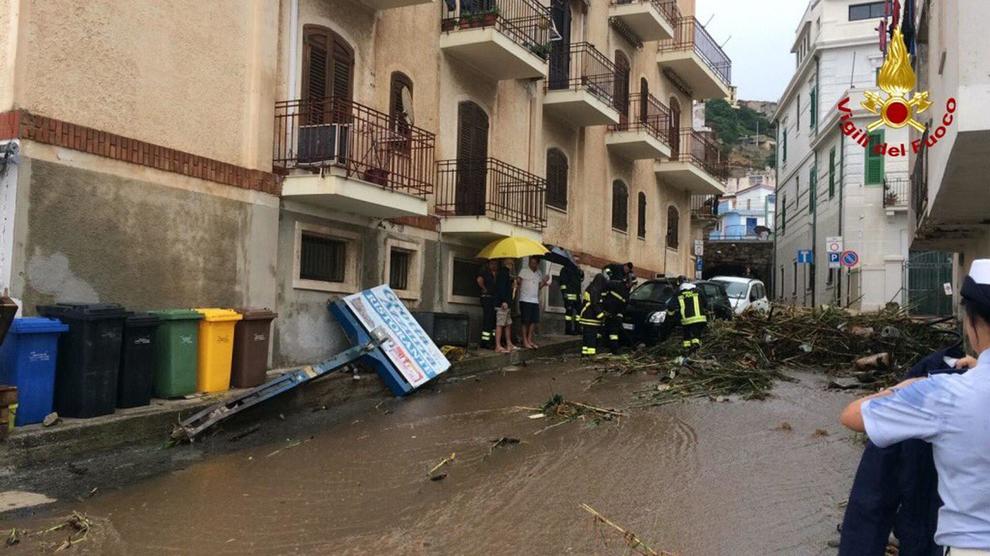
[401,86,414,125]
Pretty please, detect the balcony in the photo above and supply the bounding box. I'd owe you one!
[544,42,621,127]
[273,97,435,218]
[439,0,551,80]
[605,93,672,160]
[361,0,433,9]
[657,17,732,99]
[883,176,909,213]
[690,194,719,220]
[435,158,546,240]
[655,128,727,195]
[709,225,772,241]
[607,0,677,42]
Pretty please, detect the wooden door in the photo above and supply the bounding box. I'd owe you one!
[548,0,571,90]
[456,102,489,216]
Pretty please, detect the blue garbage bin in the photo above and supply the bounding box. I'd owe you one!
[0,317,68,426]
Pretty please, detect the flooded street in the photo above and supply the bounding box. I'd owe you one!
[2,357,860,555]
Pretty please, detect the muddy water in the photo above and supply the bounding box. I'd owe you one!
[4,359,860,555]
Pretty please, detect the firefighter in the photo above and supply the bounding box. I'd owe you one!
[578,267,609,356]
[559,257,584,336]
[602,268,630,354]
[475,259,499,349]
[667,282,708,354]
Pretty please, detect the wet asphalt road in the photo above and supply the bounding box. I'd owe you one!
[0,356,861,555]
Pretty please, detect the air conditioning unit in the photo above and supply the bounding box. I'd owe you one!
[297,123,350,166]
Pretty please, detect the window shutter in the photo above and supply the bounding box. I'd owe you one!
[809,88,817,128]
[637,192,647,238]
[666,206,679,249]
[546,149,568,210]
[783,129,788,162]
[809,166,816,214]
[331,36,353,101]
[828,148,836,198]
[866,131,884,184]
[612,181,628,231]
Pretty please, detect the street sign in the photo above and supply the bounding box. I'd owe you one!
[797,249,813,264]
[828,252,841,269]
[695,257,703,271]
[840,250,860,268]
[826,236,844,254]
[694,240,704,256]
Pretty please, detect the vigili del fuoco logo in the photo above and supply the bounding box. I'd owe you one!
[836,26,956,157]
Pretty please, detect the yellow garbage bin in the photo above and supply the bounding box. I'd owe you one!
[193,308,243,393]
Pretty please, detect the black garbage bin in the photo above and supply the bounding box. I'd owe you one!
[37,303,127,418]
[117,313,161,408]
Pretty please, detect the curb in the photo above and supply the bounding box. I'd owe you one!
[0,337,581,468]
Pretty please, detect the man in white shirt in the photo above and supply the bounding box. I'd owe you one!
[517,256,549,349]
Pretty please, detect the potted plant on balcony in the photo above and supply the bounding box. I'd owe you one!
[528,41,552,60]
[441,18,457,32]
[363,166,390,186]
[459,7,499,29]
[884,191,899,207]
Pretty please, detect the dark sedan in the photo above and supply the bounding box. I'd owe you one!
[622,279,678,346]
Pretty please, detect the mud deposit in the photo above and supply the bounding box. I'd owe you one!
[1,358,860,555]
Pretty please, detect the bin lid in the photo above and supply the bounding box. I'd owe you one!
[37,303,127,321]
[149,309,204,321]
[9,317,69,334]
[235,307,278,321]
[125,312,162,327]
[194,308,243,323]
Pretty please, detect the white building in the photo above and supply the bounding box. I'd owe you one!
[773,0,910,310]
[711,183,775,240]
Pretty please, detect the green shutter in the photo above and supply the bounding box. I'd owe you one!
[783,130,788,162]
[866,131,884,185]
[809,166,816,214]
[781,197,786,235]
[828,147,836,199]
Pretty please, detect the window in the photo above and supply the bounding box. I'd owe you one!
[300,234,346,283]
[849,2,886,21]
[828,147,836,198]
[808,263,815,289]
[827,267,834,286]
[389,72,414,151]
[781,195,787,235]
[782,128,788,163]
[746,199,752,211]
[666,206,679,249]
[389,248,411,291]
[809,87,817,129]
[792,260,798,295]
[809,166,817,214]
[612,180,628,232]
[796,96,800,131]
[451,257,482,298]
[546,148,569,210]
[637,192,647,239]
[302,26,353,123]
[866,131,884,185]
[613,52,631,119]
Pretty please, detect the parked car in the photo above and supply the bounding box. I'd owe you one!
[694,280,734,321]
[710,276,770,315]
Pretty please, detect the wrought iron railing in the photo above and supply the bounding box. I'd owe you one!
[441,0,553,60]
[669,128,728,182]
[690,194,719,218]
[609,0,681,26]
[547,42,617,106]
[658,17,732,86]
[608,93,671,145]
[709,226,773,241]
[273,97,436,198]
[435,158,547,230]
[883,176,910,209]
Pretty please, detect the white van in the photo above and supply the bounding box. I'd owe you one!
[710,276,770,315]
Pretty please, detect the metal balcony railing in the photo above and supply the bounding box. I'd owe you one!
[883,176,910,209]
[441,0,553,60]
[273,97,436,198]
[608,93,672,145]
[547,42,617,106]
[690,194,719,218]
[657,16,732,85]
[609,0,681,25]
[435,158,547,230]
[709,225,773,241]
[669,128,728,182]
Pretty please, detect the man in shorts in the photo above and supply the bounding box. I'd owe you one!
[517,256,549,349]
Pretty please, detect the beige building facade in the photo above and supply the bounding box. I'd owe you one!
[0,0,730,368]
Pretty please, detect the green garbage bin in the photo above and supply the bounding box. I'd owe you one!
[149,309,203,398]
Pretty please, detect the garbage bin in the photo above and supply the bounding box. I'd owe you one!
[0,317,68,425]
[231,308,277,388]
[117,313,161,408]
[193,308,242,393]
[37,303,127,418]
[148,309,202,398]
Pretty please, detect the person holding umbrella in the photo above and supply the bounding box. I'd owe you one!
[475,237,549,354]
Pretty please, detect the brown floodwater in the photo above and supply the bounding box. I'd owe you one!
[2,358,860,555]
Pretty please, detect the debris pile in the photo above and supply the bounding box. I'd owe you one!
[604,305,957,405]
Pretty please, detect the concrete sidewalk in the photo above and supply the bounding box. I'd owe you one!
[0,335,580,468]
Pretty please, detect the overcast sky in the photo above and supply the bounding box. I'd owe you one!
[696,0,809,102]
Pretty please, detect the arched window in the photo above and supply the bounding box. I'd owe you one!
[613,51,630,123]
[637,192,647,238]
[302,26,353,124]
[666,205,680,249]
[612,180,628,232]
[669,96,681,155]
[546,148,568,210]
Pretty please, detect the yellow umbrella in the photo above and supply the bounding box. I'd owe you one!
[476,236,549,259]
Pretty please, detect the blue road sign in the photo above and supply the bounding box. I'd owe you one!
[828,252,841,268]
[840,250,860,268]
[797,250,813,264]
[695,257,703,271]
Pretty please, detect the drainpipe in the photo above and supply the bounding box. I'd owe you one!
[288,0,299,100]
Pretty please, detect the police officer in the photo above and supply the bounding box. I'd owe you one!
[602,268,630,354]
[667,282,707,354]
[559,257,584,336]
[579,267,608,356]
[476,259,498,349]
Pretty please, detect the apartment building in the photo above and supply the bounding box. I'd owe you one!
[909,0,988,314]
[0,0,731,369]
[710,182,775,240]
[773,0,910,310]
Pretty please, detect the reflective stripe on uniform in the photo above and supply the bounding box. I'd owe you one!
[682,340,692,348]
[679,292,707,325]
[608,291,625,302]
[608,335,619,341]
